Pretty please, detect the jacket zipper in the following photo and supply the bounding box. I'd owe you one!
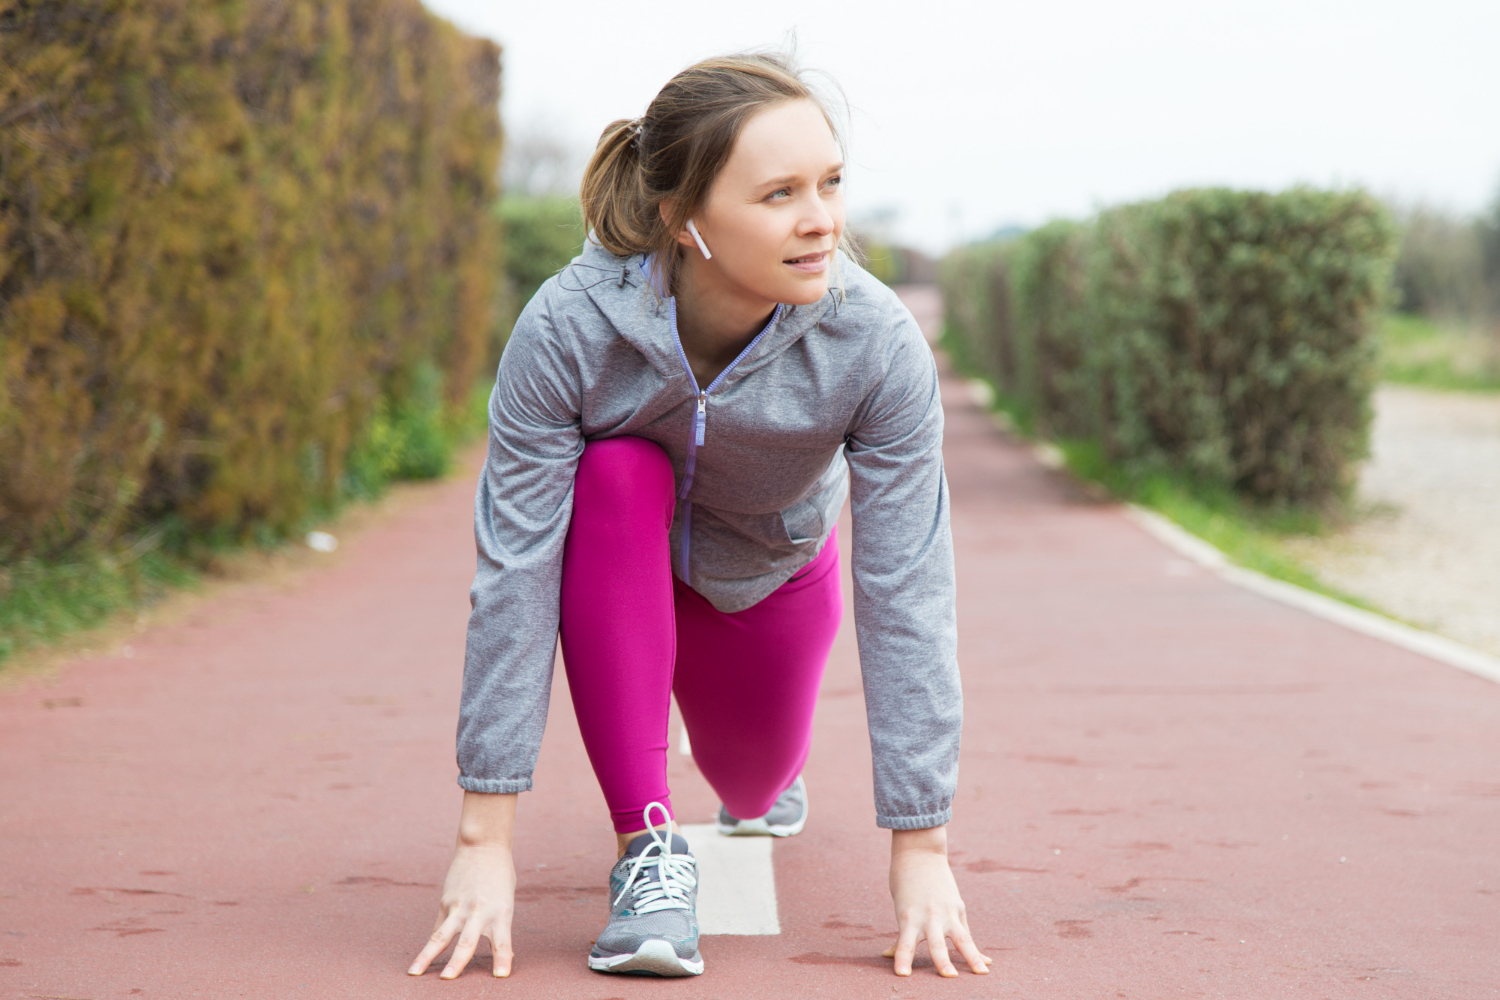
[669,297,783,585]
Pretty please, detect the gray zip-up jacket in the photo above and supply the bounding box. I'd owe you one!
[457,240,961,829]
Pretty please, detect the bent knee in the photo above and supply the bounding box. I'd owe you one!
[574,437,675,521]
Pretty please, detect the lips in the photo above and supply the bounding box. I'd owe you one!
[783,250,829,269]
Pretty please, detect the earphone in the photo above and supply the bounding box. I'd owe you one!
[685,218,713,260]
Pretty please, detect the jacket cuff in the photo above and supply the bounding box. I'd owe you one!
[876,806,952,830]
[457,774,532,794]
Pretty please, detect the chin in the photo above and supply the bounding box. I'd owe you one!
[776,276,831,306]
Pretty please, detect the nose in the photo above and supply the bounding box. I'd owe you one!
[796,189,837,239]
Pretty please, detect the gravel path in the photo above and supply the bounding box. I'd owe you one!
[1285,385,1500,656]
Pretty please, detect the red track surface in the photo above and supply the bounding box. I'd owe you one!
[3,288,1497,998]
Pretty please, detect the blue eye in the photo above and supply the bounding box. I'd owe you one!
[825,175,842,189]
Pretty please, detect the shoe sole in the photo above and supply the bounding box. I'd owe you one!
[715,814,806,837]
[717,778,807,837]
[588,938,704,977]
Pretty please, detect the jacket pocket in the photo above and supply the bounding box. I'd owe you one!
[779,497,825,545]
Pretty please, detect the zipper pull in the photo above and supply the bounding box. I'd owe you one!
[694,393,707,447]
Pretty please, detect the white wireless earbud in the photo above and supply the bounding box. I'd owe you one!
[686,218,713,260]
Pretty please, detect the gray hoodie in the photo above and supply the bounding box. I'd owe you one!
[457,240,960,829]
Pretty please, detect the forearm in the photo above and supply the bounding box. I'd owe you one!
[455,305,580,796]
[847,336,960,828]
[457,791,517,849]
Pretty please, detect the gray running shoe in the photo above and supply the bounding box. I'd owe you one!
[716,774,808,837]
[587,805,703,977]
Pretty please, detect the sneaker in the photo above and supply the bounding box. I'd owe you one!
[716,774,808,837]
[587,802,703,977]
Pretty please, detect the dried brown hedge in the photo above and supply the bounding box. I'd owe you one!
[0,0,502,559]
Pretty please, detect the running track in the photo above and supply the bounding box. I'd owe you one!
[2,288,1496,998]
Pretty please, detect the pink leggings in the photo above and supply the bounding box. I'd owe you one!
[559,437,843,833]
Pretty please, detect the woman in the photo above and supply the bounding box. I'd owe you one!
[408,52,988,981]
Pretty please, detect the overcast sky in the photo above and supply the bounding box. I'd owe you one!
[423,0,1500,254]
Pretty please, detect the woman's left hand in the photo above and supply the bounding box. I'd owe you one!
[884,825,992,977]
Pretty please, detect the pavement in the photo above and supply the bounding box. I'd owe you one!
[2,287,1497,999]
[1284,384,1500,658]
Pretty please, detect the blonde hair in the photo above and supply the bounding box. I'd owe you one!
[580,52,854,293]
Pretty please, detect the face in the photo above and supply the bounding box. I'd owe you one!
[679,98,845,307]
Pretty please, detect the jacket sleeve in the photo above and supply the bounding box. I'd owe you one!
[844,308,962,829]
[456,291,583,793]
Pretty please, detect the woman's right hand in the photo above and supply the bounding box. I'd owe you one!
[408,792,518,979]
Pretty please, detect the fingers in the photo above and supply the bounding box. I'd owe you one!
[441,921,484,980]
[951,921,993,974]
[885,918,995,977]
[412,914,513,980]
[408,912,463,976]
[926,920,958,978]
[488,923,514,978]
[886,919,920,977]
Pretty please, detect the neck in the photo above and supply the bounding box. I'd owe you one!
[672,251,777,389]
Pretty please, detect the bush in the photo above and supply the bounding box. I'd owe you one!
[0,0,503,562]
[848,233,937,287]
[937,238,1018,407]
[1391,205,1490,321]
[344,359,454,498]
[498,196,587,309]
[942,188,1398,506]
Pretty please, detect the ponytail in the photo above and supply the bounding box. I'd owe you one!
[580,119,654,258]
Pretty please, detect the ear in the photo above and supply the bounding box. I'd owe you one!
[659,199,698,251]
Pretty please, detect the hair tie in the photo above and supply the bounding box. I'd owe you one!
[629,118,645,146]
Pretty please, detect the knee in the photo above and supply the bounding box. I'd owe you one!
[575,437,674,519]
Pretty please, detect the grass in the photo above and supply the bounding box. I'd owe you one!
[0,549,196,669]
[1055,439,1383,613]
[0,376,495,677]
[1377,311,1500,393]
[946,326,1385,615]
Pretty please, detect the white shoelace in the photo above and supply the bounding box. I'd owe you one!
[613,801,697,914]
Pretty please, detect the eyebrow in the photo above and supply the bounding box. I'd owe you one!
[759,163,845,188]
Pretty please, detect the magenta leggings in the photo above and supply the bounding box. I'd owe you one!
[558,437,843,833]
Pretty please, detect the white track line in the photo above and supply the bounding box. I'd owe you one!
[678,823,780,935]
[1125,504,1500,685]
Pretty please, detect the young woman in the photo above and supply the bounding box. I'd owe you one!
[408,52,989,981]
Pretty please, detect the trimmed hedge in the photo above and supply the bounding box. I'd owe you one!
[498,195,586,309]
[0,0,502,560]
[942,189,1397,506]
[851,237,936,287]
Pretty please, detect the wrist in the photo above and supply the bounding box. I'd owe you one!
[890,824,947,857]
[456,790,517,849]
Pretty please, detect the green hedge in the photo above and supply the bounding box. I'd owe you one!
[0,0,503,561]
[942,188,1397,506]
[498,195,586,309]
